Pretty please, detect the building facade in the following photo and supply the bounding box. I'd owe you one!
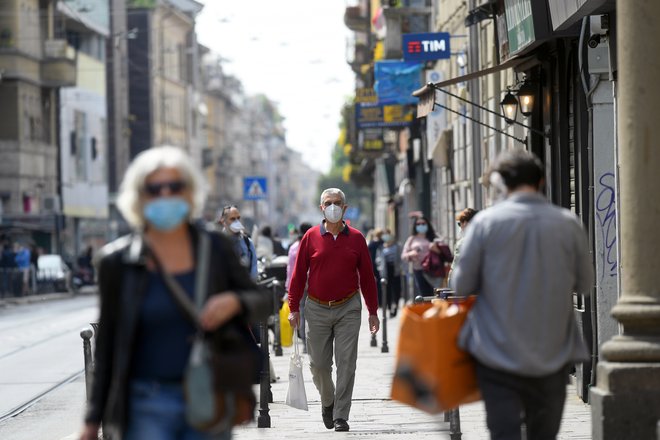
[344,0,621,408]
[0,0,76,251]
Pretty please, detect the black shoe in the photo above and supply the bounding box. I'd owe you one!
[322,402,334,429]
[334,418,350,432]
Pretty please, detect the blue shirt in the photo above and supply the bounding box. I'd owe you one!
[451,192,593,376]
[15,249,31,269]
[132,270,197,382]
[230,233,257,280]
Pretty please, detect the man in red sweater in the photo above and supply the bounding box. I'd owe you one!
[288,188,380,432]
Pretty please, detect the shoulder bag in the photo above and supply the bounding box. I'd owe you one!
[150,229,257,433]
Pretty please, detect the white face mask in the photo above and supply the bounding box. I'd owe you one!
[324,204,343,223]
[229,220,244,233]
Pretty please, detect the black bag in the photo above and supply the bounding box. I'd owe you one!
[150,230,258,432]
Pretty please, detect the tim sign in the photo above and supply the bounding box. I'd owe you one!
[402,32,451,62]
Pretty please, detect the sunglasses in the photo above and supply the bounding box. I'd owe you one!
[144,180,187,197]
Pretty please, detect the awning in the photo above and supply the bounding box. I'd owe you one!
[413,55,535,117]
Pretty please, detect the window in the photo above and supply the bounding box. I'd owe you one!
[74,111,88,180]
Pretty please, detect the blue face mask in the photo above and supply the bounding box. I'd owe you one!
[143,198,190,231]
[415,224,428,235]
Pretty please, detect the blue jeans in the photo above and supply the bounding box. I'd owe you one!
[124,380,231,440]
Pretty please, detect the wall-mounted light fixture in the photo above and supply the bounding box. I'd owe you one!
[500,79,536,123]
[500,90,519,124]
[413,80,548,144]
[516,80,535,117]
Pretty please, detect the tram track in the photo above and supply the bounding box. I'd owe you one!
[0,369,85,424]
[0,296,98,428]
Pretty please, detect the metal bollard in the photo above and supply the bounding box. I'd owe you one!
[449,407,462,439]
[257,320,271,428]
[80,327,94,401]
[272,280,283,357]
[380,277,389,353]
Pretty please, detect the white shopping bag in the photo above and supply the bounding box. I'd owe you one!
[285,335,308,411]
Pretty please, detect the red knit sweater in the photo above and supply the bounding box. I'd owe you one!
[288,223,378,315]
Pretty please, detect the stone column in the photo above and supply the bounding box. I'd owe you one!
[590,1,660,439]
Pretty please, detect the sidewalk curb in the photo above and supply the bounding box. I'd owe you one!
[0,287,97,309]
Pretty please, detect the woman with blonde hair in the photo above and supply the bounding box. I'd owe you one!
[79,146,270,440]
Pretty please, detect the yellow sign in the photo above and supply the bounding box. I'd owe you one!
[383,105,414,124]
[355,88,378,104]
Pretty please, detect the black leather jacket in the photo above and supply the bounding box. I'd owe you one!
[84,225,271,439]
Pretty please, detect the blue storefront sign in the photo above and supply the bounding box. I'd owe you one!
[402,32,451,62]
[243,176,268,201]
[374,61,423,105]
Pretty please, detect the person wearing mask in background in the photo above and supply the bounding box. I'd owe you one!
[401,216,437,295]
[285,222,313,346]
[451,150,593,440]
[376,228,402,316]
[288,188,380,432]
[447,208,478,283]
[78,146,270,440]
[217,205,258,281]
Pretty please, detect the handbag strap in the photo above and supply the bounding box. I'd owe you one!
[148,229,211,329]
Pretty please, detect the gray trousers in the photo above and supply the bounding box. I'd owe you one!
[304,293,362,421]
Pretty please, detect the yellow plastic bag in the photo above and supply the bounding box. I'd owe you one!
[279,301,293,347]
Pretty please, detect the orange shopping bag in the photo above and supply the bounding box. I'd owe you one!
[391,296,480,413]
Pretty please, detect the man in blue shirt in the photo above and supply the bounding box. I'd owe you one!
[452,150,593,440]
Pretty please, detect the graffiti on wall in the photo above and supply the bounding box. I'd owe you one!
[596,172,618,281]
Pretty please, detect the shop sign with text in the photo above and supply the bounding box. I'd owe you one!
[356,102,414,129]
[402,32,451,62]
[499,0,552,60]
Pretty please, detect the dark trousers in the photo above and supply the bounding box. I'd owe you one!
[385,262,401,310]
[475,362,569,440]
[413,270,434,295]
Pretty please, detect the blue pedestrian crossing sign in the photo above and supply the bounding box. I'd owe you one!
[243,176,268,200]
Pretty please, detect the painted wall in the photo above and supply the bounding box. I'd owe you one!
[60,88,109,218]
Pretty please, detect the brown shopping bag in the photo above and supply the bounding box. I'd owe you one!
[391,296,480,413]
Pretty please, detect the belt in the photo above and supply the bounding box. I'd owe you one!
[307,290,359,307]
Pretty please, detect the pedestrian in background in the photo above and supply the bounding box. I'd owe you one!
[285,222,312,344]
[14,243,31,296]
[288,188,380,432]
[451,150,593,440]
[401,216,436,295]
[217,205,258,281]
[366,228,384,306]
[255,225,275,262]
[376,228,402,316]
[79,146,270,440]
[0,240,17,296]
[447,208,478,283]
